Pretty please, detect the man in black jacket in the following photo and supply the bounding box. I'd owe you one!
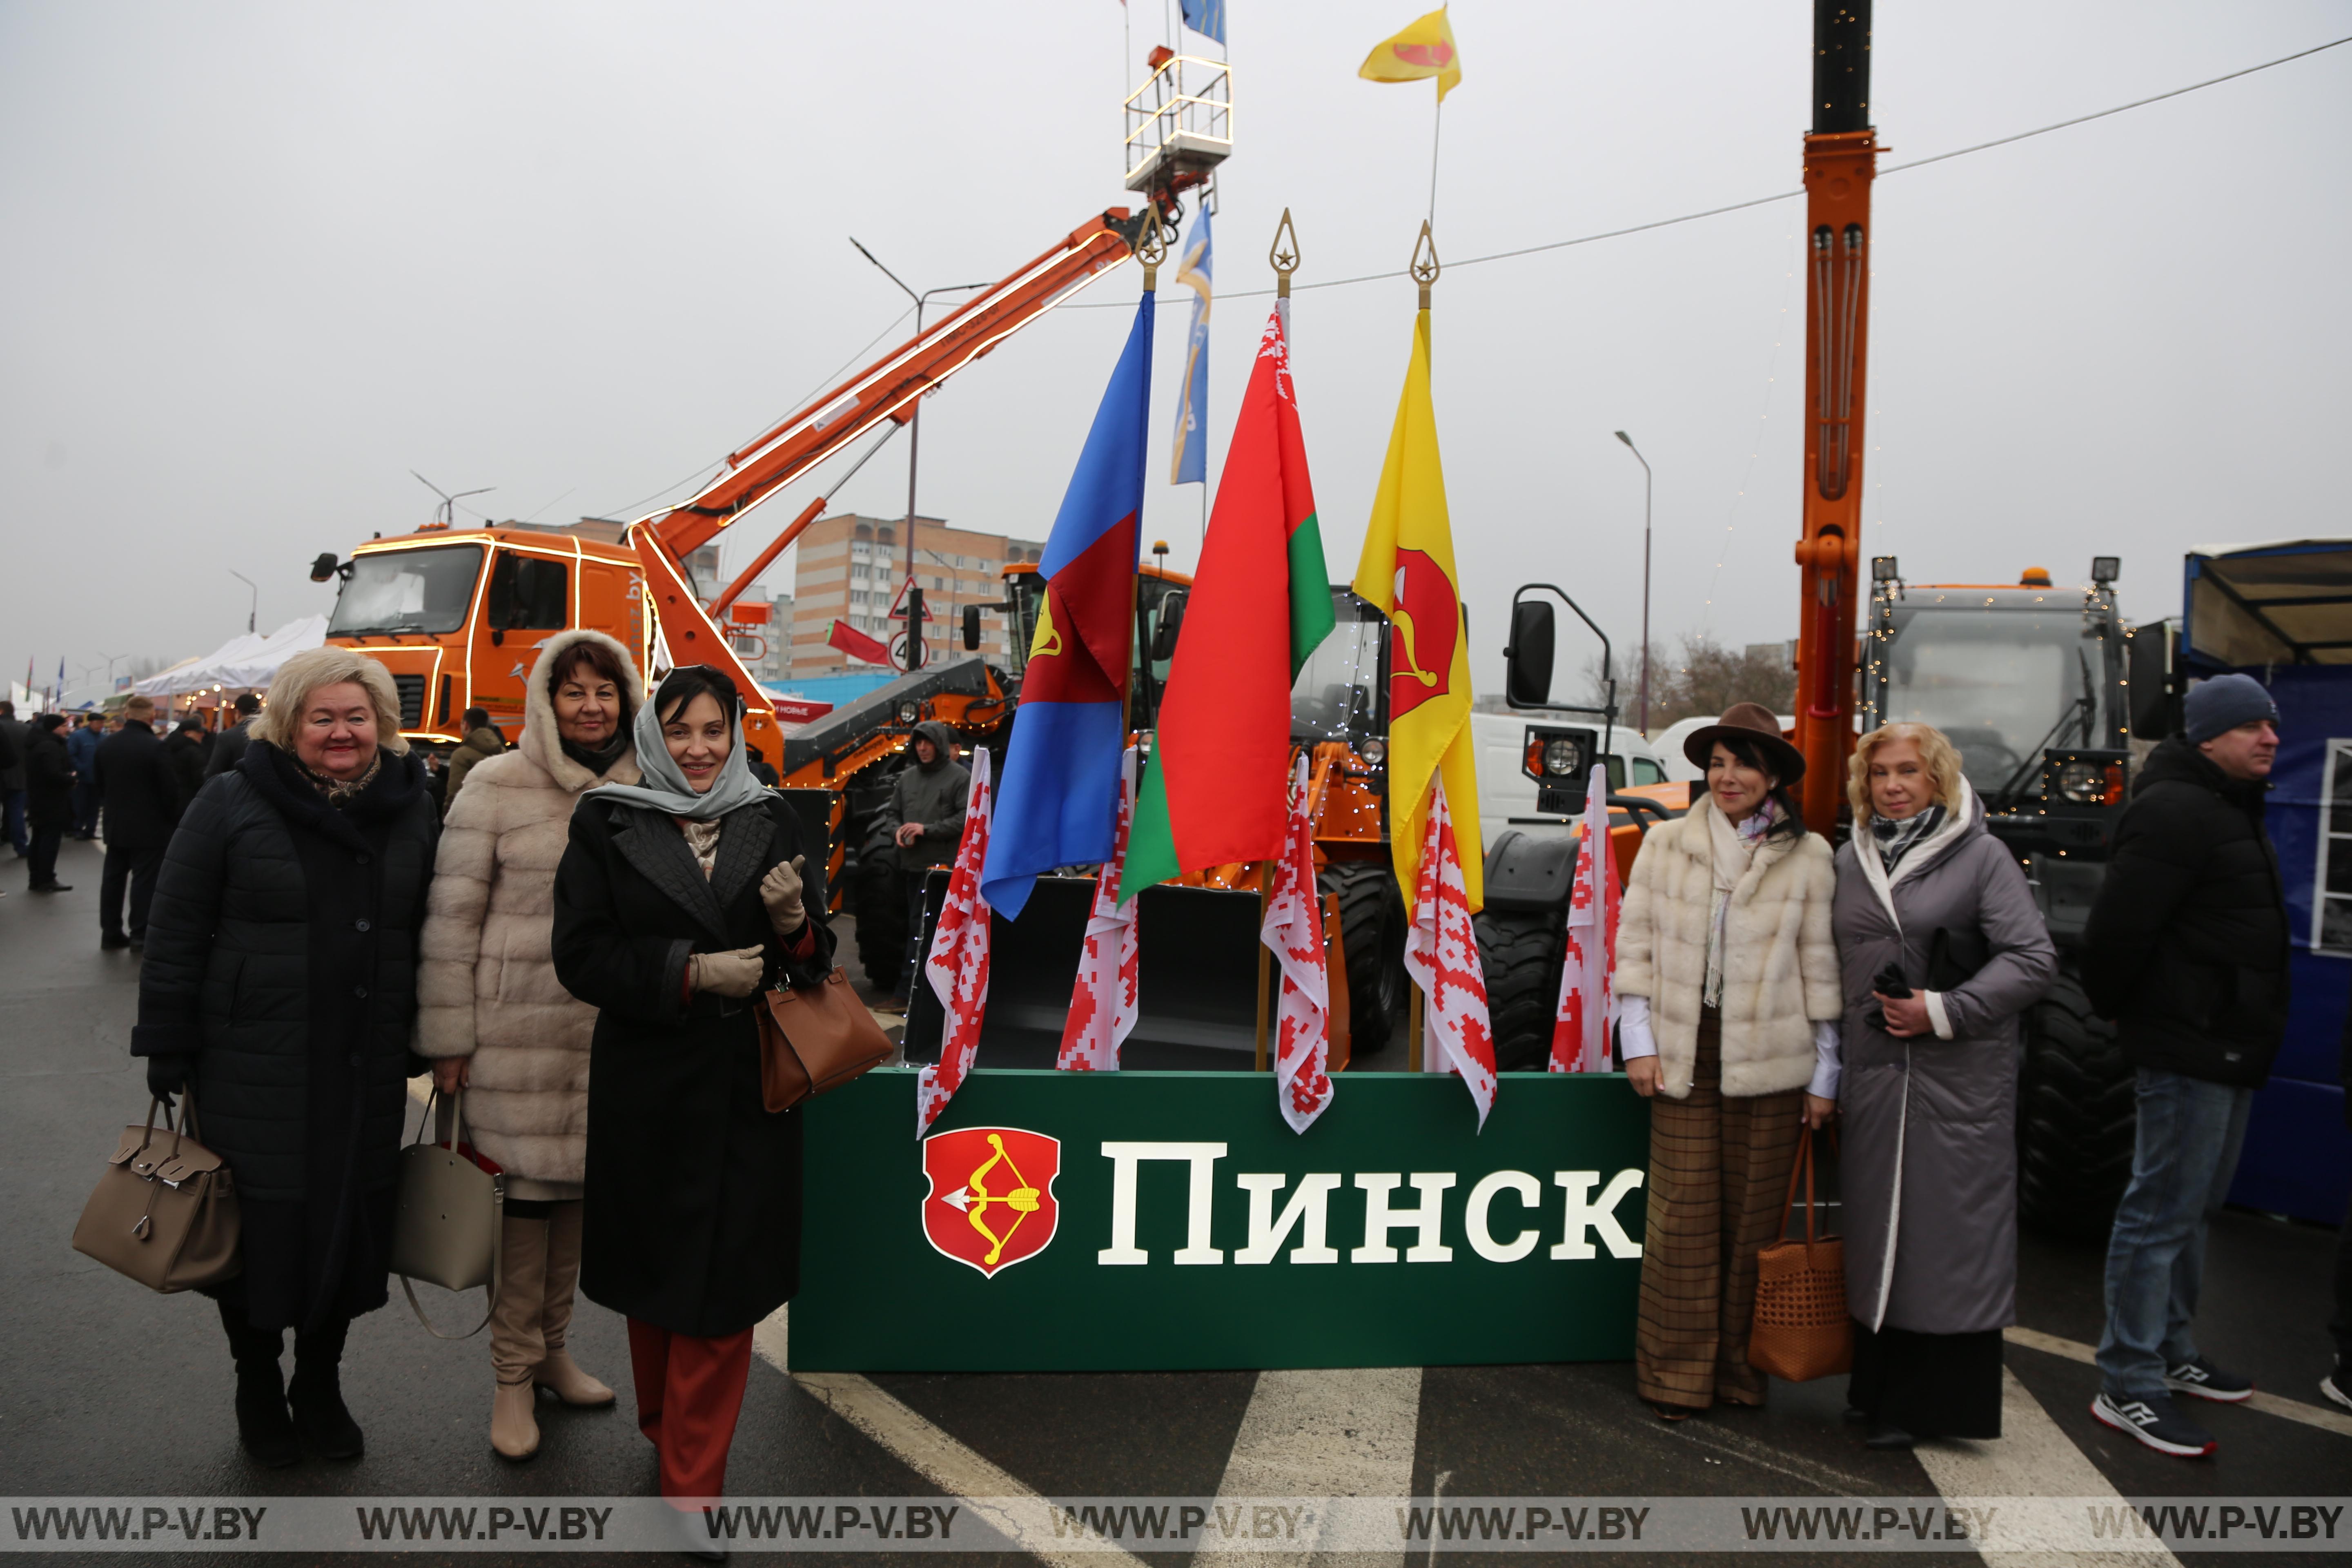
[204,692,261,778]
[2082,673,2287,1458]
[22,714,76,892]
[92,695,185,949]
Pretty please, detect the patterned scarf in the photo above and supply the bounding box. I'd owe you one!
[1703,798,1779,1008]
[1872,803,1946,873]
[298,751,382,808]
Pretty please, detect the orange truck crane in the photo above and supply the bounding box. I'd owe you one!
[310,208,1157,907]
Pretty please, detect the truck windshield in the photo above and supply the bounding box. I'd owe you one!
[328,546,484,636]
[1879,606,2106,792]
[1292,603,1384,743]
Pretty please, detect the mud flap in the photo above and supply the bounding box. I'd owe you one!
[902,875,1278,1070]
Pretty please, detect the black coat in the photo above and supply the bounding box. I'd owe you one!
[24,727,76,829]
[2082,736,2289,1087]
[205,717,256,778]
[133,743,439,1330]
[552,792,835,1338]
[165,731,209,804]
[92,721,184,850]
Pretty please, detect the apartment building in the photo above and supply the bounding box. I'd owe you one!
[789,514,1044,678]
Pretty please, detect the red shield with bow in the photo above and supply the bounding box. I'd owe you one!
[920,1126,1061,1278]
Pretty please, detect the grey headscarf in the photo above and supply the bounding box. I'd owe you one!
[582,675,773,821]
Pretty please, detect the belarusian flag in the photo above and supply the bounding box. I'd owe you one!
[1120,303,1334,897]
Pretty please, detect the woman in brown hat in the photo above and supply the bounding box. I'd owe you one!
[1613,702,1842,1419]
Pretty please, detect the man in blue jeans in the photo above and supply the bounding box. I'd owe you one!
[2082,674,2289,1457]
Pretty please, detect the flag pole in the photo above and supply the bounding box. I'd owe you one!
[1253,214,1304,1079]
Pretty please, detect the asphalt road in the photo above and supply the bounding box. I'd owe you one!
[4,836,2347,1568]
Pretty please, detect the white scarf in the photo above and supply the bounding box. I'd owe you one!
[1703,797,1777,1007]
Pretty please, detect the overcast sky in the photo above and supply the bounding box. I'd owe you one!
[3,1,2345,706]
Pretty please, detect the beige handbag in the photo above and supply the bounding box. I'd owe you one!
[390,1089,503,1339]
[71,1090,242,1293]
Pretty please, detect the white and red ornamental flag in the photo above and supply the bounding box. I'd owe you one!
[1057,746,1140,1071]
[916,748,995,1134]
[1264,756,1335,1133]
[1403,773,1497,1129]
[1550,762,1622,1072]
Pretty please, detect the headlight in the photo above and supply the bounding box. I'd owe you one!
[2055,759,2122,805]
[1359,737,1387,766]
[1543,738,1581,776]
[896,700,921,725]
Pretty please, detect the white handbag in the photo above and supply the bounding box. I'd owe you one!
[390,1088,504,1339]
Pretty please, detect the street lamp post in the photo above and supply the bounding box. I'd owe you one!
[847,238,991,671]
[229,570,258,634]
[1613,430,1654,734]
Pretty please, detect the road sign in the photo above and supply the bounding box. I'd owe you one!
[888,576,938,621]
[889,630,930,670]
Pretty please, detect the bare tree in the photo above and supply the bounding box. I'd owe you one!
[1580,634,1797,735]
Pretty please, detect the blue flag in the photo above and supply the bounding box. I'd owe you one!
[982,291,1156,919]
[1169,207,1213,486]
[1181,0,1225,46]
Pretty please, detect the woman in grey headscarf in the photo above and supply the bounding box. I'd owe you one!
[1827,722,2054,1450]
[550,665,833,1539]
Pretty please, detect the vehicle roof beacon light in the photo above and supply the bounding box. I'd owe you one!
[1871,555,1899,584]
[2020,566,2053,587]
[2091,556,2120,586]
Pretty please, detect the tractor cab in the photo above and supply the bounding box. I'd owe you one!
[993,557,1192,716]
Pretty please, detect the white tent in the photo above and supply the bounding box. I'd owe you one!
[133,616,330,697]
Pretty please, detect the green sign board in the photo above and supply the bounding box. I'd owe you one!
[790,1068,1651,1373]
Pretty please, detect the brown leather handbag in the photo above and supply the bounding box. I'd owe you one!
[71,1090,241,1293]
[755,967,893,1112]
[1747,1126,1853,1381]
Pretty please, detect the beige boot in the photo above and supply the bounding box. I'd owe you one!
[534,1200,615,1407]
[488,1214,548,1460]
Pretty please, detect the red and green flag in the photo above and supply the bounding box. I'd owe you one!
[1121,302,1334,898]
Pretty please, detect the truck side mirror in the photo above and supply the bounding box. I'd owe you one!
[1150,590,1188,662]
[309,552,341,584]
[1505,601,1555,706]
[962,603,983,652]
[2127,624,2173,740]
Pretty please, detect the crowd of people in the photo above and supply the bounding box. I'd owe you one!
[8,646,2345,1544]
[1614,676,2346,1461]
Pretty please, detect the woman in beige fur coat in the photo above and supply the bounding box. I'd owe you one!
[419,629,644,1459]
[1613,703,1842,1419]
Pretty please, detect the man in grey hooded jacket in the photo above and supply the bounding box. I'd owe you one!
[879,720,970,1000]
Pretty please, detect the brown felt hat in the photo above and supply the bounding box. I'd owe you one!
[1681,701,1806,784]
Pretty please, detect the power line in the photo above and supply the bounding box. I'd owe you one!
[1069,33,2351,307]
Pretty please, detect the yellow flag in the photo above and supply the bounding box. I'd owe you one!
[1352,309,1481,913]
[1358,9,1462,102]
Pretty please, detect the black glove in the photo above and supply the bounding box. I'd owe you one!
[1863,961,1911,1033]
[145,1054,191,1107]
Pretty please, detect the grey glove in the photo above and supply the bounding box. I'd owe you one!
[690,946,768,1000]
[761,855,808,935]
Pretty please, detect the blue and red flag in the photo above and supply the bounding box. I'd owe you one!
[982,290,1155,919]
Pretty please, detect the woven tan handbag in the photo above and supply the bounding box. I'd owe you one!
[1747,1126,1853,1381]
[71,1090,241,1293]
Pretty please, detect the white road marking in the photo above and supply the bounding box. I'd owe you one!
[1196,1367,1424,1568]
[753,1314,1149,1568]
[2005,1325,2352,1439]
[1913,1366,2180,1568]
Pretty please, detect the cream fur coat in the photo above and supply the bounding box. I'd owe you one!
[416,630,644,1185]
[1612,795,1841,1100]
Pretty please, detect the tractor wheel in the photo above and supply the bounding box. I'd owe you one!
[2017,963,2138,1241]
[1319,861,1407,1056]
[1473,905,1566,1073]
[851,828,908,994]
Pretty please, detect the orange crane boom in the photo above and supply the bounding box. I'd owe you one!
[615,209,1145,754]
[1790,0,1879,832]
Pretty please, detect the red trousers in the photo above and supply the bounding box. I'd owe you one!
[627,1318,753,1504]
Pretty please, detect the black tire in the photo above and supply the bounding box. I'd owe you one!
[1320,860,1407,1056]
[851,826,907,993]
[1474,905,1566,1072]
[2017,962,2137,1241]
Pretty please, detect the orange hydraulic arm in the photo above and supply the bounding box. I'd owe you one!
[1790,0,1879,832]
[616,208,1145,753]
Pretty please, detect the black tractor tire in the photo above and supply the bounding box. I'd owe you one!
[2017,964,2138,1241]
[851,829,908,994]
[1319,861,1407,1056]
[1473,905,1567,1073]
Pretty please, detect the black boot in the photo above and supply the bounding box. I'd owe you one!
[217,1302,297,1469]
[289,1317,363,1461]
